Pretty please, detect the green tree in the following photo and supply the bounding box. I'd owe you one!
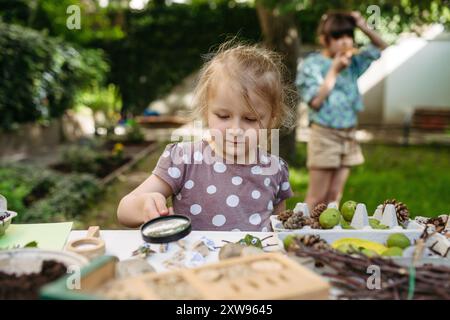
[0,0,125,45]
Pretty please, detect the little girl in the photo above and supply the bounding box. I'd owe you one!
[117,43,294,231]
[296,11,387,210]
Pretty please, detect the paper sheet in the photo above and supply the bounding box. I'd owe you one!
[0,222,73,250]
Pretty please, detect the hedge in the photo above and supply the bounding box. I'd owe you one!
[99,1,262,114]
[0,22,109,130]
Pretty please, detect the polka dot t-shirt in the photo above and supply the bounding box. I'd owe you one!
[152,140,294,231]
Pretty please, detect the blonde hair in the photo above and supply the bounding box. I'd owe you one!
[191,41,296,130]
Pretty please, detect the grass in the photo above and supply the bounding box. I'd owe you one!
[287,143,450,218]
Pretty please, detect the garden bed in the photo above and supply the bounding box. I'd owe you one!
[0,164,101,224]
[50,139,154,179]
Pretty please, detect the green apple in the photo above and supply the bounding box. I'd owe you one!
[319,208,341,229]
[341,200,357,222]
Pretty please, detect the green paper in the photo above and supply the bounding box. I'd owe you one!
[0,222,73,250]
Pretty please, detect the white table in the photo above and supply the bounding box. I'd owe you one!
[68,230,282,273]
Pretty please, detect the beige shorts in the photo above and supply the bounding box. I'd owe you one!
[307,124,364,169]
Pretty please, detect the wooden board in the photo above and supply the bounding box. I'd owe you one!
[79,253,330,300]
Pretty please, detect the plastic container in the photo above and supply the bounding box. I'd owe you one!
[0,194,17,237]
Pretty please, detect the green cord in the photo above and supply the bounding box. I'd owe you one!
[407,265,416,300]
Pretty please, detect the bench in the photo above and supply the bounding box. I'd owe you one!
[403,108,450,145]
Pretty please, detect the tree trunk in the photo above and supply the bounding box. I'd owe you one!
[256,2,300,165]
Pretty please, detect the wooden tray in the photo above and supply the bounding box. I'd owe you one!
[41,253,329,300]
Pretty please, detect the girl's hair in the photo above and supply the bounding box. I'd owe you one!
[191,41,295,130]
[317,11,356,45]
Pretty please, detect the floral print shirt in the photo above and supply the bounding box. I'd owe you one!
[296,44,381,129]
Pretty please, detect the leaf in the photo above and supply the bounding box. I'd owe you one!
[24,241,38,248]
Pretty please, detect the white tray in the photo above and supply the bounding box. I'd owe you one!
[271,215,424,244]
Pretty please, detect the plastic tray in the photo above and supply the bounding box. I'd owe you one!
[271,215,424,244]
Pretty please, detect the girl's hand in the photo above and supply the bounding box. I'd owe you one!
[142,192,174,222]
[331,51,352,72]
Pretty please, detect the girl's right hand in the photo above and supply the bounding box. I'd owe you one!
[141,192,174,222]
[331,51,352,72]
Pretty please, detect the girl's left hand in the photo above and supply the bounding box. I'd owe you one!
[350,11,366,28]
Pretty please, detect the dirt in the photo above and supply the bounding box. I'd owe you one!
[0,212,11,221]
[51,141,154,178]
[0,260,67,300]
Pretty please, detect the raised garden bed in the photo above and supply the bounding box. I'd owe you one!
[51,139,155,179]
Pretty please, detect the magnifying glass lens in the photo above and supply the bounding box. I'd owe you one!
[141,215,192,243]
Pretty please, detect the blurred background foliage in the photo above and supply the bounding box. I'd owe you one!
[1,0,448,130]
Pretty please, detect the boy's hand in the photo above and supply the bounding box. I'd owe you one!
[331,51,352,72]
[142,192,174,222]
[350,11,366,28]
[350,10,388,50]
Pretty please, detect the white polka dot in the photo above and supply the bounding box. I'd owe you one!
[206,185,217,194]
[168,167,181,178]
[190,204,202,215]
[176,193,182,200]
[281,181,290,191]
[267,200,274,211]
[213,162,227,173]
[194,151,203,162]
[212,214,226,227]
[184,180,194,189]
[162,150,170,158]
[232,176,243,186]
[231,228,241,232]
[251,190,261,199]
[261,155,270,164]
[249,213,262,225]
[251,166,262,175]
[264,178,271,187]
[261,227,268,232]
[226,195,239,207]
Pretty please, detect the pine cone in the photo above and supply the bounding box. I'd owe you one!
[382,199,410,224]
[303,217,322,229]
[283,212,305,229]
[426,216,448,233]
[311,203,327,220]
[278,209,294,223]
[297,235,330,251]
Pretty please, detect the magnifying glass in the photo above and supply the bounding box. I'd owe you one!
[140,215,192,244]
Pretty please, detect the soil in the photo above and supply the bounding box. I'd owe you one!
[0,212,11,221]
[51,141,154,178]
[51,156,131,178]
[0,260,67,299]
